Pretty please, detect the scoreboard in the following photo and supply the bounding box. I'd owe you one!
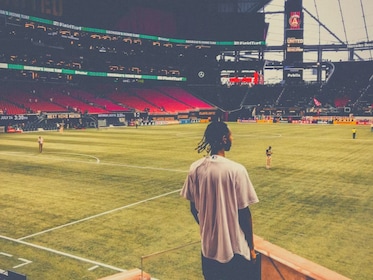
[284,0,304,83]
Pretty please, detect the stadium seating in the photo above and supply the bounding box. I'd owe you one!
[37,87,108,114]
[130,88,192,113]
[66,88,131,112]
[106,89,160,113]
[0,99,27,115]
[2,88,67,113]
[157,87,215,110]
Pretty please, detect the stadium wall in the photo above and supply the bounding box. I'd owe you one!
[254,235,351,280]
[237,116,373,125]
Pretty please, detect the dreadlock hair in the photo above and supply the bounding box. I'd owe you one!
[195,121,230,154]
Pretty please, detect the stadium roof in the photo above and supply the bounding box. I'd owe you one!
[0,0,371,61]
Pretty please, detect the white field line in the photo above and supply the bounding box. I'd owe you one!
[0,151,188,172]
[0,150,183,277]
[46,152,101,163]
[0,234,127,273]
[12,258,32,269]
[18,189,181,241]
[88,265,99,271]
[0,151,100,164]
[100,161,188,172]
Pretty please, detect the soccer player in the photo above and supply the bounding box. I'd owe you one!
[352,128,357,139]
[266,146,272,169]
[181,120,259,280]
[38,136,44,153]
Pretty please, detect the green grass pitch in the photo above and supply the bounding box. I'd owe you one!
[0,123,372,280]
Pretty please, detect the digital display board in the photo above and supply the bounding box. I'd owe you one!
[220,71,263,87]
[284,0,304,82]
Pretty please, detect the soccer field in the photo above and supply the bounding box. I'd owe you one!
[0,123,372,280]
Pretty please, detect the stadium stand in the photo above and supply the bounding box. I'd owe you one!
[157,86,216,110]
[1,86,67,114]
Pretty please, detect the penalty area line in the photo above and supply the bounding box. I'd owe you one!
[0,234,126,273]
[18,189,181,241]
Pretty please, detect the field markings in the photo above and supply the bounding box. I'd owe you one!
[0,151,188,172]
[0,150,185,275]
[18,189,181,241]
[0,151,100,164]
[47,152,101,163]
[12,258,32,269]
[100,161,187,172]
[1,188,180,275]
[88,265,100,271]
[0,252,33,269]
[0,234,127,273]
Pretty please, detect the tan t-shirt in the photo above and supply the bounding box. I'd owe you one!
[181,155,259,263]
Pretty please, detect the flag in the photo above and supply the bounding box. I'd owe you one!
[313,98,322,107]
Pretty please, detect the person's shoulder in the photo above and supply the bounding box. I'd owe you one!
[221,157,246,169]
[189,157,206,169]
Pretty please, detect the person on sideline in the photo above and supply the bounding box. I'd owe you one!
[352,128,357,139]
[38,136,44,153]
[266,146,272,169]
[180,120,259,280]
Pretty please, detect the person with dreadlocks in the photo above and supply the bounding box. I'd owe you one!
[181,120,259,280]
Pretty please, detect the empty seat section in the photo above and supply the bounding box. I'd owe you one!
[157,87,214,109]
[132,88,193,113]
[107,90,159,112]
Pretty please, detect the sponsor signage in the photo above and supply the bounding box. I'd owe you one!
[284,67,303,80]
[284,0,304,82]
